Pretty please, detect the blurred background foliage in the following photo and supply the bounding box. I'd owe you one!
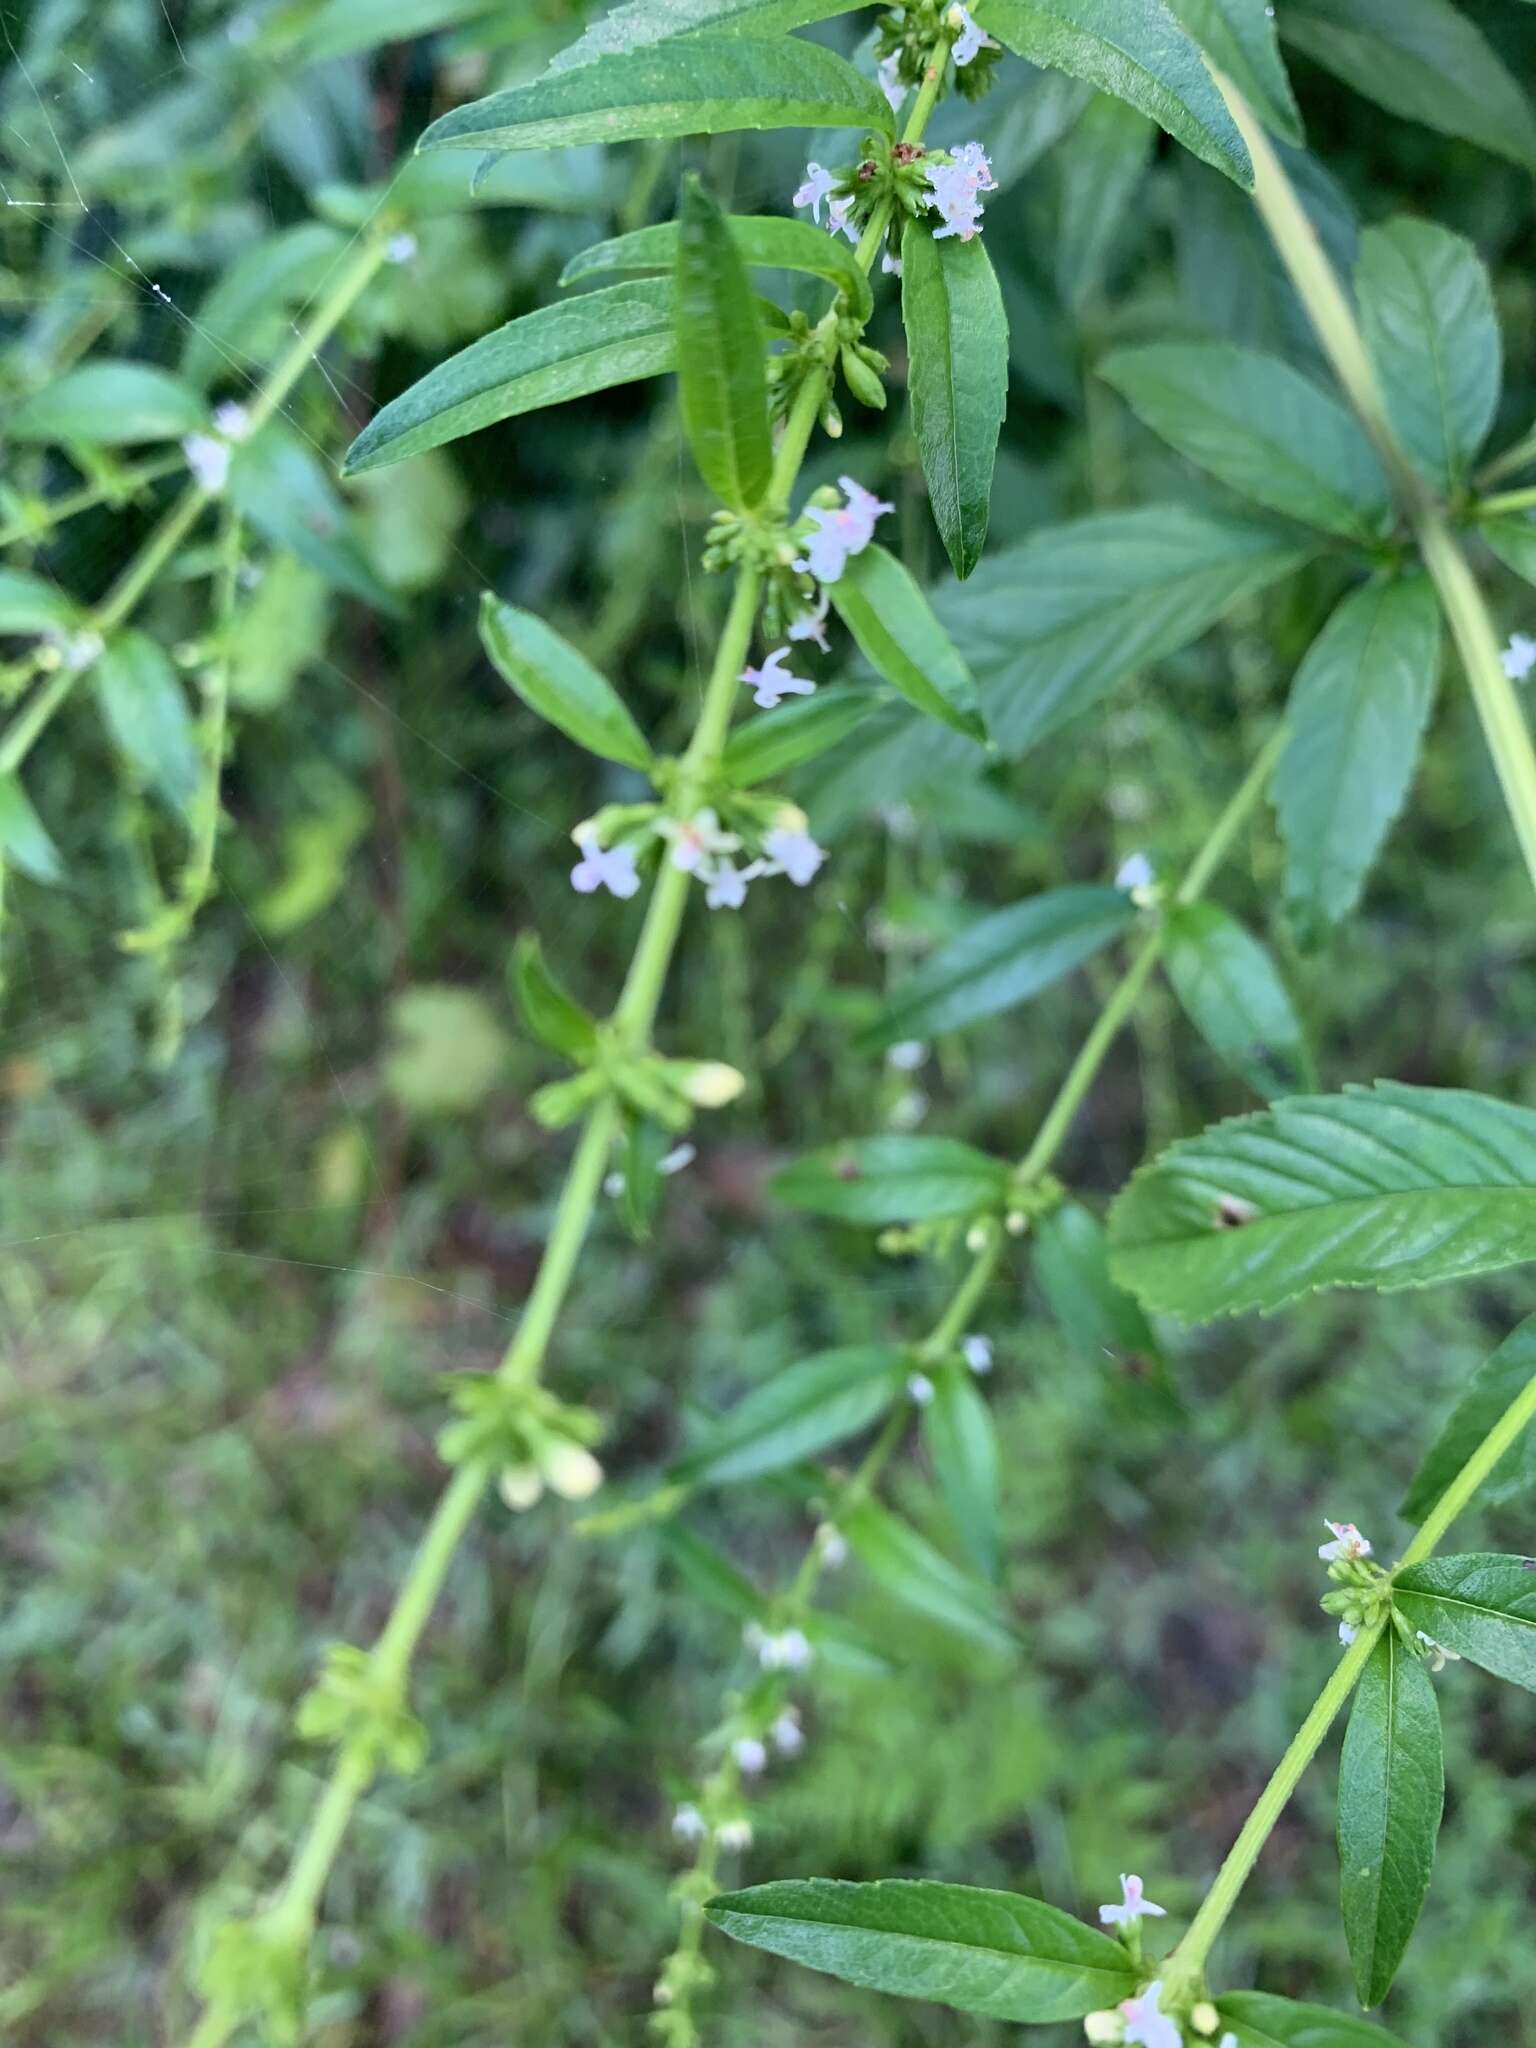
[3,0,1536,2042]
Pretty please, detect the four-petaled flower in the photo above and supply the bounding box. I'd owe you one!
[792,161,837,223]
[763,825,827,886]
[1119,1980,1181,2048]
[1099,1874,1167,1928]
[1502,631,1536,681]
[796,474,894,583]
[571,827,641,898]
[924,142,997,242]
[949,2,998,65]
[1319,1519,1372,1562]
[741,646,817,709]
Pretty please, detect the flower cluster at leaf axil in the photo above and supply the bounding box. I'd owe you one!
[1316,1518,1460,1667]
[794,130,998,272]
[877,0,1002,106]
[437,1377,605,1511]
[1084,1878,1236,2047]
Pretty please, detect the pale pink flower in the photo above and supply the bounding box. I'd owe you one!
[795,475,894,583]
[1319,1520,1372,1563]
[924,143,997,241]
[571,827,641,898]
[1120,1981,1181,2048]
[1099,1874,1167,1928]
[793,161,837,223]
[741,646,816,710]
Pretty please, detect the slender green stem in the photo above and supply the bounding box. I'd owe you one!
[1397,1366,1536,1570]
[1477,485,1536,517]
[0,233,390,779]
[496,1098,623,1384]
[1217,74,1536,902]
[0,450,183,551]
[1478,427,1536,490]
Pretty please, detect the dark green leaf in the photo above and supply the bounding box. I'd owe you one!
[902,224,1008,580]
[975,0,1250,184]
[1163,900,1313,1099]
[843,1499,1014,1654]
[661,1524,765,1621]
[344,281,676,473]
[562,212,872,322]
[183,224,348,389]
[1033,1200,1163,1366]
[937,505,1312,757]
[1357,219,1500,491]
[1281,0,1536,172]
[617,1118,674,1242]
[771,1135,1011,1224]
[1219,1991,1414,2046]
[674,176,772,510]
[1338,1630,1443,2005]
[830,544,986,740]
[1272,575,1441,934]
[706,1878,1135,2019]
[550,0,865,70]
[1052,93,1154,312]
[721,686,879,785]
[229,429,396,608]
[1478,513,1536,591]
[1108,1082,1536,1320]
[675,1346,907,1486]
[511,933,599,1062]
[1165,0,1302,144]
[0,570,81,636]
[1394,1554,1536,1690]
[1100,341,1391,539]
[922,1370,1001,1580]
[93,631,201,818]
[0,774,64,884]
[479,594,654,770]
[418,38,893,155]
[1402,1316,1536,1525]
[9,362,205,446]
[861,886,1135,1049]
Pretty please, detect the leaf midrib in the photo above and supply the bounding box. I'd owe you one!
[713,1911,1133,1988]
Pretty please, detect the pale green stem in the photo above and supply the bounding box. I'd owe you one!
[1216,74,1536,901]
[0,450,183,551]
[1396,1366,1536,1570]
[1478,485,1536,517]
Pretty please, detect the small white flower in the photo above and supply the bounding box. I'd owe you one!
[705,859,762,911]
[961,1333,993,1374]
[1502,631,1536,681]
[59,628,104,673]
[878,51,907,111]
[745,1623,814,1671]
[603,1170,626,1198]
[1099,1874,1167,1928]
[1416,1630,1461,1672]
[716,1816,753,1851]
[1219,2036,1238,2048]
[571,826,642,899]
[771,1708,804,1756]
[825,194,858,245]
[733,1736,768,1775]
[763,825,827,887]
[661,1142,696,1176]
[889,1088,929,1130]
[907,1371,935,1406]
[794,474,894,583]
[660,807,739,875]
[1319,1519,1372,1563]
[948,3,998,65]
[881,249,903,277]
[816,1523,849,1568]
[792,161,837,224]
[672,1802,708,1842]
[212,400,251,440]
[386,231,419,265]
[183,432,231,492]
[1115,852,1154,894]
[1119,1980,1181,2048]
[923,142,997,242]
[741,646,817,710]
[786,588,831,652]
[886,1039,928,1072]
[1338,1620,1359,1646]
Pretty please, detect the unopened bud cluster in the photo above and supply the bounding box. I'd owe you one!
[437,1378,605,1512]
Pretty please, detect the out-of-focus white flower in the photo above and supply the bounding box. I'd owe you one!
[889,1088,929,1130]
[886,1039,928,1072]
[672,1802,708,1842]
[907,1371,935,1405]
[771,1708,804,1756]
[1338,1621,1359,1646]
[571,826,642,898]
[716,1816,753,1851]
[741,646,816,710]
[763,825,827,887]
[1115,852,1154,894]
[1100,1875,1167,1928]
[961,1334,993,1374]
[948,3,998,64]
[1502,631,1536,681]
[1319,1520,1372,1563]
[183,432,231,492]
[745,1622,814,1671]
[212,400,251,440]
[793,161,837,223]
[659,807,739,876]
[733,1737,768,1775]
[386,231,419,265]
[878,51,906,110]
[816,1523,849,1568]
[705,859,761,911]
[881,249,903,277]
[1119,1981,1181,2048]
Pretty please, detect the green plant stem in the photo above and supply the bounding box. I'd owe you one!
[1165,1356,1536,1997]
[0,449,184,551]
[1478,485,1536,517]
[1216,74,1536,901]
[0,232,390,780]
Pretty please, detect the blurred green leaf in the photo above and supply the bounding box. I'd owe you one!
[830,544,986,740]
[1402,1316,1536,1525]
[551,0,866,70]
[182,224,348,389]
[93,632,200,819]
[10,362,205,446]
[721,687,879,785]
[383,986,511,1114]
[901,226,1008,581]
[1163,900,1313,1099]
[480,595,653,770]
[1051,93,1153,312]
[229,427,397,609]
[922,1370,1001,1581]
[1165,0,1302,145]
[1033,1200,1162,1366]
[0,774,64,884]
[676,1346,907,1486]
[771,1136,1011,1224]
[674,176,772,511]
[843,1499,1015,1654]
[1219,1992,1413,2045]
[0,570,80,635]
[511,934,599,1063]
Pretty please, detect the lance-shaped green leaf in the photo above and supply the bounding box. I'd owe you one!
[861,886,1135,1050]
[706,1878,1136,2019]
[830,544,986,739]
[562,213,871,322]
[923,1369,1001,1580]
[662,1524,766,1622]
[229,429,396,609]
[1281,0,1536,172]
[1356,220,1500,493]
[1393,1555,1536,1690]
[9,361,206,446]
[184,223,349,388]
[0,775,64,884]
[938,505,1312,758]
[1338,1629,1444,2006]
[1052,93,1154,313]
[344,281,676,473]
[721,686,879,785]
[550,0,865,69]
[1481,512,1536,591]
[1401,1316,1536,1525]
[1165,0,1302,145]
[675,1345,908,1486]
[674,176,772,511]
[511,933,599,1062]
[1033,1200,1163,1367]
[0,569,81,636]
[1108,1082,1536,1320]
[902,224,1008,581]
[93,631,201,818]
[843,1498,1014,1654]
[1163,901,1312,1100]
[479,594,654,770]
[1218,1991,1414,2046]
[771,1135,1011,1224]
[418,38,892,154]
[1100,341,1391,540]
[1272,575,1441,935]
[976,0,1250,184]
